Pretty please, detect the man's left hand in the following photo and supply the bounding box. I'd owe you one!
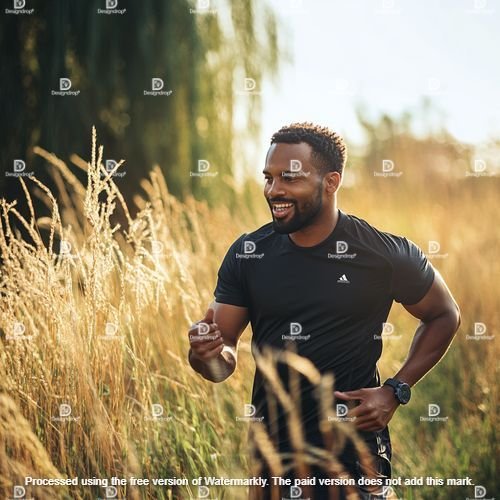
[334,386,399,431]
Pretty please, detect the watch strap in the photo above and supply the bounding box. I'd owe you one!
[383,377,400,390]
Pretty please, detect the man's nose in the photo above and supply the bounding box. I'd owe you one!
[266,178,286,198]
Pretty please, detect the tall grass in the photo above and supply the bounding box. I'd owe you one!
[0,129,498,499]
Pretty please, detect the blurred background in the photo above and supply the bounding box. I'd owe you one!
[0,0,498,499]
[2,0,500,207]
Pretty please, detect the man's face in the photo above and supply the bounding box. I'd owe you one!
[263,142,325,234]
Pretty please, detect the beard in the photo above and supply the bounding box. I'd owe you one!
[270,183,324,234]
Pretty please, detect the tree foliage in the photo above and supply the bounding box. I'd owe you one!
[0,0,282,210]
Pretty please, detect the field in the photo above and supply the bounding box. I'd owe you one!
[0,130,498,499]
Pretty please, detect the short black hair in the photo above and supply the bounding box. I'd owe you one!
[270,122,347,175]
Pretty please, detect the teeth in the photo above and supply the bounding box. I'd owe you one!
[273,203,293,209]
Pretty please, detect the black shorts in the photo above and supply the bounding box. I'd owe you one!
[249,426,393,500]
[346,426,393,499]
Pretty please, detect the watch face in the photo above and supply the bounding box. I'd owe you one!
[397,384,411,404]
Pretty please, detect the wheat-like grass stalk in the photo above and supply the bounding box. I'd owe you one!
[249,345,383,499]
[1,128,496,499]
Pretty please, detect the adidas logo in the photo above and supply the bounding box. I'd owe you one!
[337,274,350,284]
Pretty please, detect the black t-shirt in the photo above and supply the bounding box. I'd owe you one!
[214,209,435,451]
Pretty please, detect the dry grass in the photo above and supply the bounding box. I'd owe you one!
[0,129,498,499]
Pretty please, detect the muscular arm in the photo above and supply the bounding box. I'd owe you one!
[393,269,461,386]
[335,271,461,431]
[188,301,249,383]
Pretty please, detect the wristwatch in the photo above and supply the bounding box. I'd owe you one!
[383,378,411,405]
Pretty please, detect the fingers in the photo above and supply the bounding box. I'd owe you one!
[188,320,219,339]
[202,342,225,360]
[354,417,385,431]
[191,339,225,361]
[347,404,366,418]
[189,317,225,361]
[346,402,386,431]
[194,336,224,355]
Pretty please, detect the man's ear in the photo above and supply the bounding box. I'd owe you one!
[324,171,341,195]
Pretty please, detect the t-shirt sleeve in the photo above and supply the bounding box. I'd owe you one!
[213,234,249,307]
[390,237,435,305]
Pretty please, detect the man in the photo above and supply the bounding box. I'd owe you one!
[188,122,460,499]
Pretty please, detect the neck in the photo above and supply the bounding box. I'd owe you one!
[288,204,339,247]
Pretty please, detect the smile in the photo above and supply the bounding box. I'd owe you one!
[271,202,294,219]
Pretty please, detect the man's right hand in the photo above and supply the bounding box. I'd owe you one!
[187,301,249,382]
[188,304,237,382]
[188,306,225,361]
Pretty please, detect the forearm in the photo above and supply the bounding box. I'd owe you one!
[395,309,460,387]
[188,346,236,383]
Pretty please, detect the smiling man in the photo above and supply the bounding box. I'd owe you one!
[188,122,461,499]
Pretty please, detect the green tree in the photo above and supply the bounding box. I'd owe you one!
[0,0,282,214]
